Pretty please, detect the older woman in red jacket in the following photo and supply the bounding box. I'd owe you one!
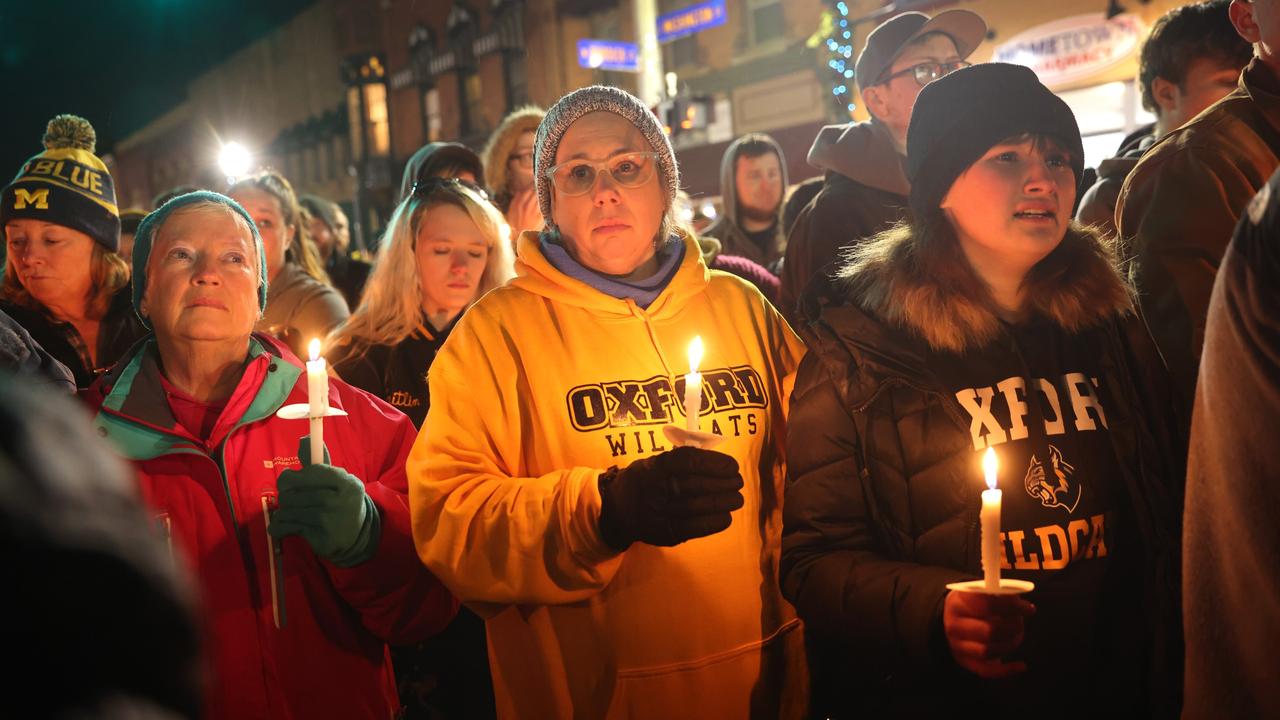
[86,191,456,720]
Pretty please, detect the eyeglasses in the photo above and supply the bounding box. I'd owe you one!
[410,176,489,201]
[508,151,534,169]
[880,60,971,87]
[544,152,659,196]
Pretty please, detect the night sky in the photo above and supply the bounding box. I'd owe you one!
[1,0,315,183]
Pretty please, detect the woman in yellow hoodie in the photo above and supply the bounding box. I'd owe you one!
[407,85,807,718]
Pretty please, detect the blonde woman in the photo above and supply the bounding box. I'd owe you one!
[328,176,512,719]
[229,169,349,357]
[329,177,513,428]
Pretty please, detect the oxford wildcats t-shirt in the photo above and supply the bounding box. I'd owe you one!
[930,318,1144,711]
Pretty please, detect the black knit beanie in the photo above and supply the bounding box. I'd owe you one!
[906,63,1084,219]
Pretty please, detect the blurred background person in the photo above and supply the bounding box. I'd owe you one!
[301,193,370,309]
[398,141,486,203]
[482,106,545,242]
[701,133,788,272]
[119,207,149,265]
[229,169,348,357]
[0,308,74,391]
[1116,0,1280,410]
[1078,0,1251,236]
[88,190,457,720]
[780,9,987,326]
[782,176,824,241]
[0,114,146,389]
[3,373,202,719]
[674,189,780,304]
[1184,166,1280,719]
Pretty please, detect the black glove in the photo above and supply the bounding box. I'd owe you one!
[597,446,745,551]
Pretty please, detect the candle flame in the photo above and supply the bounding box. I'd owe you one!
[687,335,704,373]
[983,447,998,490]
[308,338,321,362]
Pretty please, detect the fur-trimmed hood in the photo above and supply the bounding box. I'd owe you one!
[830,220,1134,354]
[481,106,544,210]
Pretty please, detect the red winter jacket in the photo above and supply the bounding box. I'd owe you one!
[86,334,457,719]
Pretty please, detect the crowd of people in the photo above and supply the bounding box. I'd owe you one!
[1,1,1276,718]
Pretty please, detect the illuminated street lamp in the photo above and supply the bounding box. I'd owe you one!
[218,141,252,183]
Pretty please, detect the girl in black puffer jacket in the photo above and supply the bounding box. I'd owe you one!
[780,64,1185,719]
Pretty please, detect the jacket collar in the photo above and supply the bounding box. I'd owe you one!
[95,334,302,459]
[810,222,1133,356]
[510,228,710,320]
[1241,56,1280,138]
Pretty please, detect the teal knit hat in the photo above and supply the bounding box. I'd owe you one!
[131,191,269,326]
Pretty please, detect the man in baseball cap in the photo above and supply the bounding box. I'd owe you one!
[779,9,986,326]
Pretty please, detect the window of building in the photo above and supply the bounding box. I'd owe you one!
[363,82,391,157]
[423,86,443,142]
[461,73,484,135]
[748,0,785,46]
[504,52,528,109]
[346,86,364,161]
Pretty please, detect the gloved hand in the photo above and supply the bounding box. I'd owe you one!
[268,436,381,567]
[597,446,745,551]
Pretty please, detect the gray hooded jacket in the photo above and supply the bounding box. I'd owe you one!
[702,134,789,270]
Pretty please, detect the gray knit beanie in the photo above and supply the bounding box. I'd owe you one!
[534,85,679,225]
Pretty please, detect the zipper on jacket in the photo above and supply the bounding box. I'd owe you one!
[261,492,287,629]
[154,512,174,564]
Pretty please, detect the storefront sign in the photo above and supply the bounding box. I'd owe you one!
[657,0,727,43]
[994,13,1145,88]
[577,39,640,73]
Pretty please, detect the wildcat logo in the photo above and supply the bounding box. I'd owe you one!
[567,366,767,432]
[1024,444,1080,513]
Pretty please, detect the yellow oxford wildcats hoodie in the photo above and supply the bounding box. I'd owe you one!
[408,230,807,719]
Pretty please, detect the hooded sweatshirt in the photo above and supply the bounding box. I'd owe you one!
[407,229,808,719]
[778,119,911,326]
[702,134,789,270]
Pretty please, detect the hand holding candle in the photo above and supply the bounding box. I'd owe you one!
[981,447,1001,591]
[684,336,704,432]
[306,339,328,466]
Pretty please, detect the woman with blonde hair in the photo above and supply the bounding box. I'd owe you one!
[1,114,146,388]
[229,169,348,357]
[329,177,513,428]
[329,176,512,719]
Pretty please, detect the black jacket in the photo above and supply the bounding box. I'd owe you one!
[0,287,147,390]
[778,120,910,326]
[781,226,1185,718]
[329,317,458,429]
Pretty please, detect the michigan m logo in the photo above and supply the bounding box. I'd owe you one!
[13,189,49,210]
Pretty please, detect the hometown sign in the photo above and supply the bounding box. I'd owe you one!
[995,13,1145,88]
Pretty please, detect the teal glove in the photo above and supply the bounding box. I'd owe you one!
[268,436,381,567]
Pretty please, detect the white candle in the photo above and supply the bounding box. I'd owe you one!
[981,447,1001,591]
[684,336,704,432]
[306,339,328,466]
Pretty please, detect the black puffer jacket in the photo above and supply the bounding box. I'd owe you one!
[781,225,1185,718]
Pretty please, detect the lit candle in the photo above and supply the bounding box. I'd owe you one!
[684,336,704,432]
[981,447,1001,591]
[306,339,328,466]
